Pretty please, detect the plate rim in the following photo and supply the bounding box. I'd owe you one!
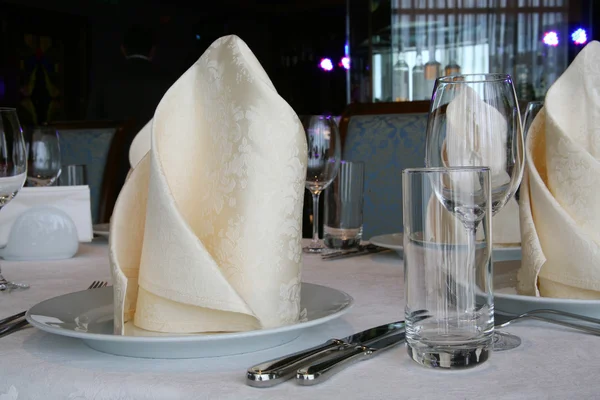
[26,282,354,343]
[370,233,404,250]
[370,233,522,252]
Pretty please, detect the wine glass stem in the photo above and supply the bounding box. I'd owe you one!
[311,191,321,246]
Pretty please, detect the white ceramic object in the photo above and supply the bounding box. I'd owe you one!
[26,283,354,359]
[0,206,79,260]
[494,260,600,318]
[370,232,522,261]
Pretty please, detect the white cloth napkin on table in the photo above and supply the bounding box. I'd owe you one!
[518,41,600,299]
[109,35,308,334]
[0,186,93,244]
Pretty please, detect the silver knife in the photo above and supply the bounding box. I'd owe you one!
[246,321,404,388]
[296,328,406,385]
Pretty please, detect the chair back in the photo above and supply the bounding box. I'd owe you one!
[341,102,430,239]
[49,120,136,223]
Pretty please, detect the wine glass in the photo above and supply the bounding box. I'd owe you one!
[27,127,61,187]
[522,101,544,139]
[425,74,525,350]
[0,108,28,291]
[302,115,341,253]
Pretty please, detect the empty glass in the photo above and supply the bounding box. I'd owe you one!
[425,74,524,215]
[0,108,28,291]
[522,101,544,139]
[323,161,365,250]
[403,167,493,369]
[27,127,61,187]
[302,115,341,253]
[59,164,88,186]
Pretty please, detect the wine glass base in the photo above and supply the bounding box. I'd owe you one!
[302,245,324,254]
[493,330,522,351]
[407,342,491,369]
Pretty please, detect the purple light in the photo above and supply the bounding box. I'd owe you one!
[339,56,350,70]
[319,58,334,71]
[572,28,588,45]
[543,31,559,47]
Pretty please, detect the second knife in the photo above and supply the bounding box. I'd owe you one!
[246,320,404,388]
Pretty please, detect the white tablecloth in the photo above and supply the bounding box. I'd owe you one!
[1,240,599,399]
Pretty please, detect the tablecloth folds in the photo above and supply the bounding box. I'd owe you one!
[518,40,600,299]
[109,35,308,334]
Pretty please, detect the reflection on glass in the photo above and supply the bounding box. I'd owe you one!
[27,127,61,187]
[412,47,426,101]
[393,44,410,102]
[352,1,572,104]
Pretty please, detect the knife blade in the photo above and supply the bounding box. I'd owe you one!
[296,328,406,385]
[321,244,389,261]
[246,321,404,388]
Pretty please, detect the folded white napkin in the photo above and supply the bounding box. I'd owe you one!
[518,41,600,299]
[109,35,308,334]
[426,85,521,245]
[0,186,93,245]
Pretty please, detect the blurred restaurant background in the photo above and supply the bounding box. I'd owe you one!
[0,0,597,236]
[1,0,596,121]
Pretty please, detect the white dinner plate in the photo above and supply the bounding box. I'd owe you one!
[92,223,110,238]
[370,233,522,262]
[494,260,600,318]
[26,283,353,359]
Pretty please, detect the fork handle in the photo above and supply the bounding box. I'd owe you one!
[531,315,600,336]
[0,319,29,338]
[531,309,600,326]
[0,311,26,327]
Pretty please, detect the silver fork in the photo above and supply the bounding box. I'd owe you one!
[494,309,600,335]
[410,308,600,335]
[0,280,108,338]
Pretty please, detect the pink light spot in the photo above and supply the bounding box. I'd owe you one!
[319,58,334,71]
[543,31,559,47]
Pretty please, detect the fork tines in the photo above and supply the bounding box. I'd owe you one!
[0,280,109,338]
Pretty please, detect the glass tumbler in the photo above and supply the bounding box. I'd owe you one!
[323,161,365,250]
[403,167,493,369]
[59,164,88,186]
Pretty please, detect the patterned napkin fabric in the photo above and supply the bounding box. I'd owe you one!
[518,41,600,299]
[109,35,308,334]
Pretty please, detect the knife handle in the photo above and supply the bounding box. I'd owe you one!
[246,339,348,388]
[296,345,372,386]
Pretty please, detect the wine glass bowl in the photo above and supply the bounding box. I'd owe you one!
[302,115,341,253]
[27,127,62,187]
[0,108,29,291]
[425,73,524,215]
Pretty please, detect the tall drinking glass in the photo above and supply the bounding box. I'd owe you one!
[27,127,61,187]
[403,167,493,369]
[0,108,28,291]
[302,115,341,253]
[425,74,524,350]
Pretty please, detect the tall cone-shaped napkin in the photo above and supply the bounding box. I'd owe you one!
[109,35,308,334]
[519,41,600,299]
